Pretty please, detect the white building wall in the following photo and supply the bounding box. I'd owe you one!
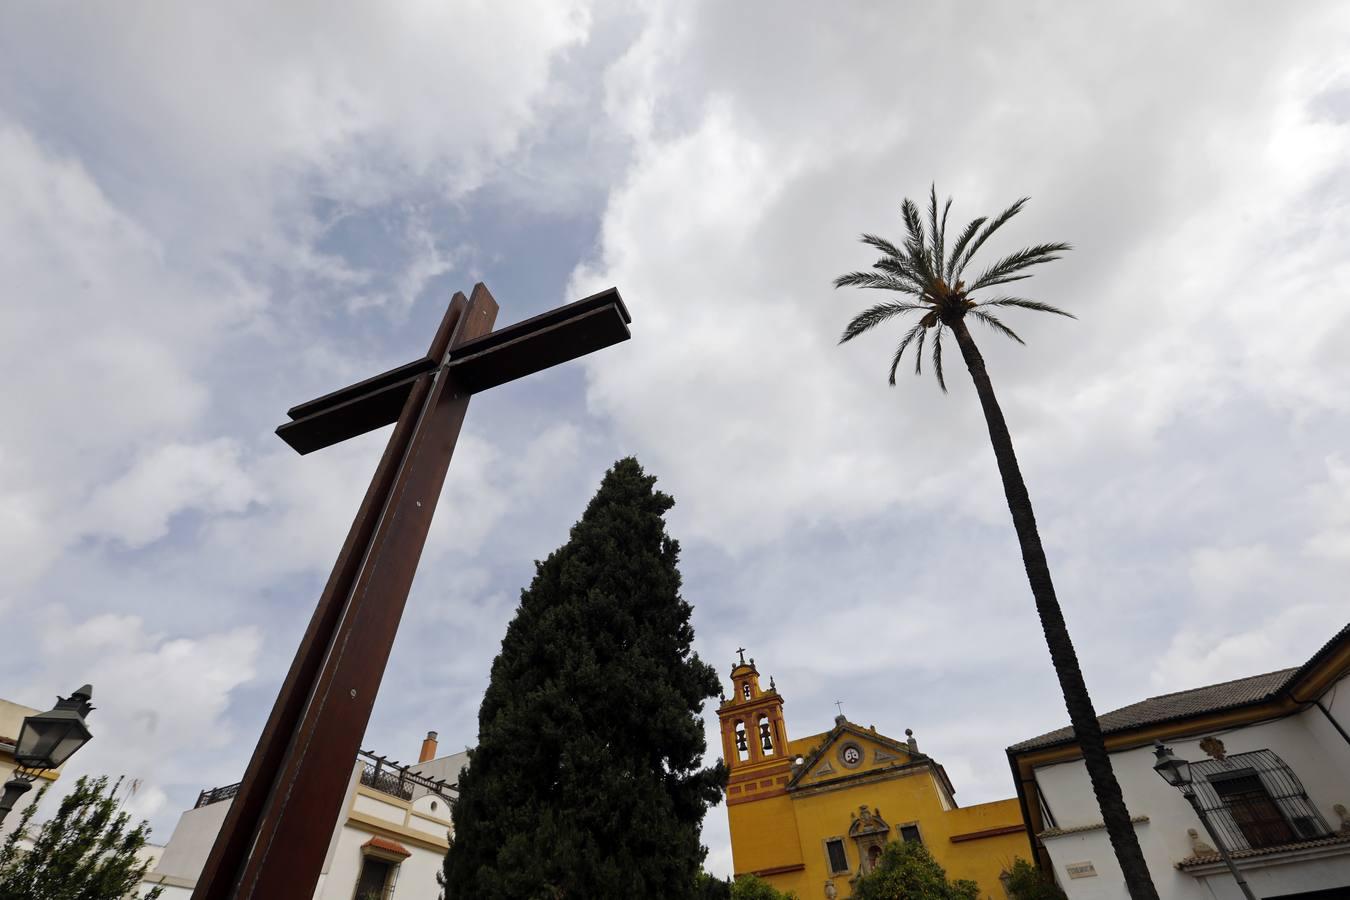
[1033,675,1350,899]
[321,822,446,900]
[143,754,457,899]
[149,799,234,887]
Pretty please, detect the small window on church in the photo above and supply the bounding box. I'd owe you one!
[825,838,849,874]
[742,682,752,701]
[734,721,750,762]
[900,824,922,845]
[758,715,775,756]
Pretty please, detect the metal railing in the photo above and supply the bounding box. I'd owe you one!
[193,750,456,810]
[1191,749,1332,852]
[195,782,241,808]
[356,749,456,803]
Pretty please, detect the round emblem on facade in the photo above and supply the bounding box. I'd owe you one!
[839,742,864,768]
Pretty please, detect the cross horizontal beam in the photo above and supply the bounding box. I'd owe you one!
[276,287,630,454]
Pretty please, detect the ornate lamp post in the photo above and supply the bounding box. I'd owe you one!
[0,685,95,826]
[1152,741,1257,900]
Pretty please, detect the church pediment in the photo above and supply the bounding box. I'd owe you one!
[789,722,918,788]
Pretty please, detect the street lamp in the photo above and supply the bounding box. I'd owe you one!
[0,685,95,827]
[1152,741,1258,900]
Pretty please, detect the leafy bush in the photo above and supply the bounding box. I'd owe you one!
[1004,857,1067,899]
[0,775,163,900]
[851,841,978,900]
[731,874,798,900]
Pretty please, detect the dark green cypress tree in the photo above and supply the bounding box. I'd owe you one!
[441,457,726,899]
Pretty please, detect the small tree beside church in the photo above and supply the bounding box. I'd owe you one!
[851,840,978,900]
[730,874,798,899]
[442,457,726,898]
[1004,857,1067,900]
[0,775,163,900]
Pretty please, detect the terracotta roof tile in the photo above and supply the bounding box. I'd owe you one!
[362,836,412,858]
[1010,622,1350,755]
[1007,668,1297,753]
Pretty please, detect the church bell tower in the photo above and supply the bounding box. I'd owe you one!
[717,650,791,800]
[717,650,803,878]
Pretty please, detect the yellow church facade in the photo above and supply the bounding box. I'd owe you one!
[718,655,1030,899]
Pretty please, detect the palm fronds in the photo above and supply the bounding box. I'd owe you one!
[969,310,1025,344]
[840,302,926,343]
[953,197,1028,280]
[944,216,986,282]
[889,324,925,385]
[969,242,1072,291]
[979,296,1076,318]
[834,187,1073,391]
[931,324,946,392]
[860,233,906,260]
[833,272,914,293]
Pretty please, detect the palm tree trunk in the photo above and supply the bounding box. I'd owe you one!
[949,318,1159,899]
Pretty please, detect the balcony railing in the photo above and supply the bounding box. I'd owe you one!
[193,750,456,810]
[1189,749,1332,852]
[195,782,241,809]
[356,749,456,804]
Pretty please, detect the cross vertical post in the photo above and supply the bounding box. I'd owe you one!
[192,283,629,899]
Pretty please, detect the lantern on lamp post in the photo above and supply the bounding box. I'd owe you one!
[0,685,95,826]
[1152,741,1256,900]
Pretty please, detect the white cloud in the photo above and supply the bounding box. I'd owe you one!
[574,2,1350,554]
[2,1,594,256]
[83,440,261,549]
[19,612,262,825]
[0,126,251,602]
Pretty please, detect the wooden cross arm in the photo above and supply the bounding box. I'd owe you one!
[276,287,630,454]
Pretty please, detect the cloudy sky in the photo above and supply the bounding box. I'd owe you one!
[3,0,1349,879]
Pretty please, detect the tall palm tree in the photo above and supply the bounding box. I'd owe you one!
[835,187,1159,900]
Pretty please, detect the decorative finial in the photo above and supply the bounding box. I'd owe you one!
[769,676,777,692]
[905,728,918,752]
[749,657,755,667]
[1187,828,1215,855]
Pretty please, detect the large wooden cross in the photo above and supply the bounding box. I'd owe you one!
[193,283,630,900]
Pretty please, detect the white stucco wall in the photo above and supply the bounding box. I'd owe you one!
[146,797,234,888]
[1032,671,1350,899]
[410,750,467,802]
[143,759,450,899]
[322,820,447,900]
